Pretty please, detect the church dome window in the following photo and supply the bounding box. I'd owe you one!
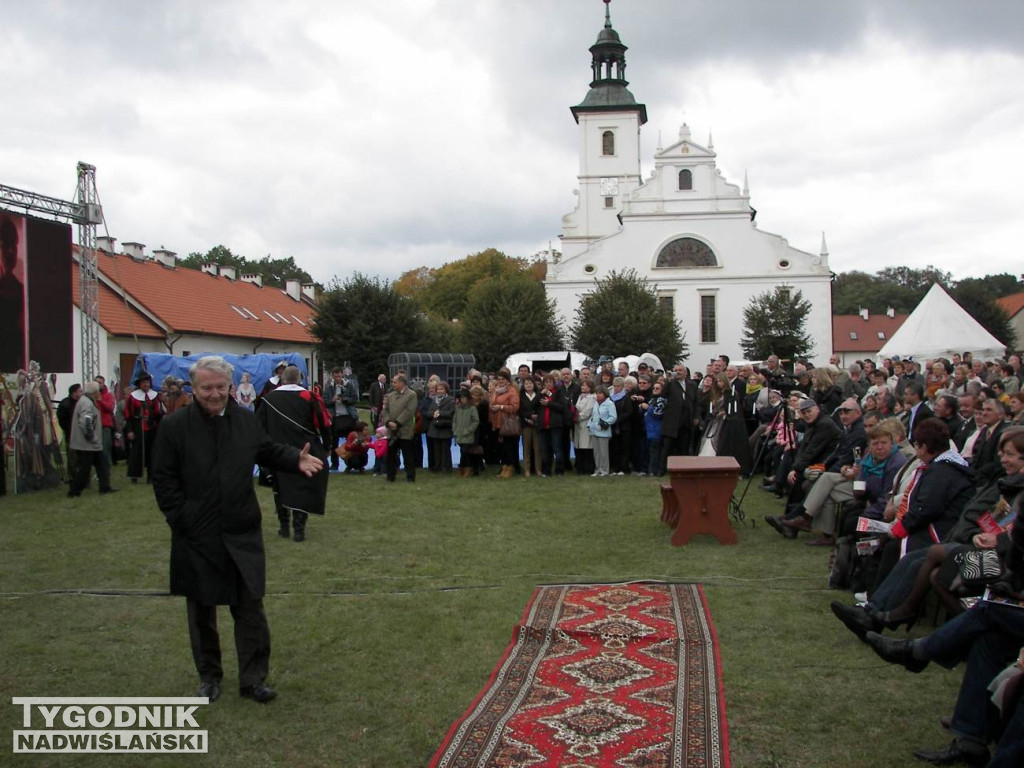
[778,259,791,270]
[602,131,615,156]
[656,237,718,268]
[678,169,692,190]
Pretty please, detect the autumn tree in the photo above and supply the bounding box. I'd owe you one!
[395,248,542,320]
[740,286,814,361]
[569,270,687,365]
[459,275,563,370]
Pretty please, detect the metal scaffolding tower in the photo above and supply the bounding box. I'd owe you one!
[0,162,103,378]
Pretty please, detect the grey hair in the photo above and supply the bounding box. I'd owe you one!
[848,362,861,374]
[83,381,100,396]
[189,355,234,386]
[612,376,625,387]
[281,365,302,384]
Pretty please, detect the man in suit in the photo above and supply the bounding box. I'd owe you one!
[659,363,699,471]
[970,398,1008,483]
[153,356,323,704]
[367,373,387,427]
[901,381,933,443]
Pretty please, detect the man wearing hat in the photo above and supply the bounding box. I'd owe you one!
[259,361,288,400]
[764,398,841,536]
[124,371,164,483]
[773,397,867,544]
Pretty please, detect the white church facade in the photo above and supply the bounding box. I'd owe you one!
[545,2,834,366]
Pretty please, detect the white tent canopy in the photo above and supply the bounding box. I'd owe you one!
[877,283,1006,362]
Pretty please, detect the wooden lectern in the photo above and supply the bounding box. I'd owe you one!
[660,456,740,546]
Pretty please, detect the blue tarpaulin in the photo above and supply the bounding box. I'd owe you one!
[129,352,308,393]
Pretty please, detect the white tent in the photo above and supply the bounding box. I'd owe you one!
[877,283,1006,362]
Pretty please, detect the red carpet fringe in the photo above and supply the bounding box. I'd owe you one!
[430,582,731,767]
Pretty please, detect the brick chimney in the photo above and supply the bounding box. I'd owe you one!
[220,266,237,281]
[96,235,118,253]
[285,279,301,301]
[301,283,316,301]
[241,273,263,287]
[201,262,219,276]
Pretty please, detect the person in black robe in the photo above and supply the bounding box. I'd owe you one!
[256,366,332,542]
[152,356,323,704]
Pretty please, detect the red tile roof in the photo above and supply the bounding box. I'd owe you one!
[832,313,908,353]
[72,267,165,339]
[996,291,1024,319]
[74,248,317,344]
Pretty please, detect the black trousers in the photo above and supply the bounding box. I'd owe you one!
[70,449,111,494]
[387,438,416,481]
[128,430,156,481]
[186,573,270,688]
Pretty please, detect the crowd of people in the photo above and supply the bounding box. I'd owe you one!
[735,351,1023,766]
[49,350,1024,757]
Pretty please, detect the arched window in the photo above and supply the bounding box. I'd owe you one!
[655,237,718,268]
[602,131,614,156]
[678,169,692,190]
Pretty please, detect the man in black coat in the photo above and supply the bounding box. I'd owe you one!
[257,365,332,542]
[660,364,699,469]
[970,398,1008,483]
[153,356,323,704]
[367,373,387,427]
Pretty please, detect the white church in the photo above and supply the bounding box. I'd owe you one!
[545,2,834,366]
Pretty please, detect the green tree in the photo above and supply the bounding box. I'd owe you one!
[459,275,563,370]
[956,273,1024,300]
[179,245,314,289]
[741,286,814,361]
[569,269,687,365]
[311,273,429,387]
[832,267,954,315]
[950,282,1016,350]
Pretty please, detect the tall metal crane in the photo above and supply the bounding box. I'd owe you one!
[0,162,104,379]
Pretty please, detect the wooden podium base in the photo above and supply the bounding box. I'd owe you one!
[661,456,740,546]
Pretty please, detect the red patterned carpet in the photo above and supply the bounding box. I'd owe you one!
[430,582,730,768]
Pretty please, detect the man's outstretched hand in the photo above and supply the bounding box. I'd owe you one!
[298,443,325,476]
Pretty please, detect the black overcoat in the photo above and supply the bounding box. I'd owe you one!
[152,401,299,606]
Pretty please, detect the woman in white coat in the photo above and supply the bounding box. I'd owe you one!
[574,379,597,475]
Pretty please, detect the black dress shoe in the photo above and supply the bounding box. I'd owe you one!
[293,530,305,543]
[865,631,929,673]
[239,683,277,703]
[912,738,989,766]
[196,681,220,702]
[830,601,881,641]
[764,516,798,539]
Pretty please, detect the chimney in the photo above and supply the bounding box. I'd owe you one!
[152,249,176,268]
[122,241,147,260]
[220,266,237,281]
[96,235,118,253]
[201,262,219,276]
[301,283,316,302]
[886,306,895,318]
[285,279,301,301]
[241,273,263,287]
[859,307,869,321]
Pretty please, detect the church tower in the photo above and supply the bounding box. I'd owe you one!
[562,0,647,253]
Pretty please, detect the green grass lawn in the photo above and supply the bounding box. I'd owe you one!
[0,463,960,767]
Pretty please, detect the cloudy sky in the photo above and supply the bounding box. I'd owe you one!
[2,0,1023,286]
